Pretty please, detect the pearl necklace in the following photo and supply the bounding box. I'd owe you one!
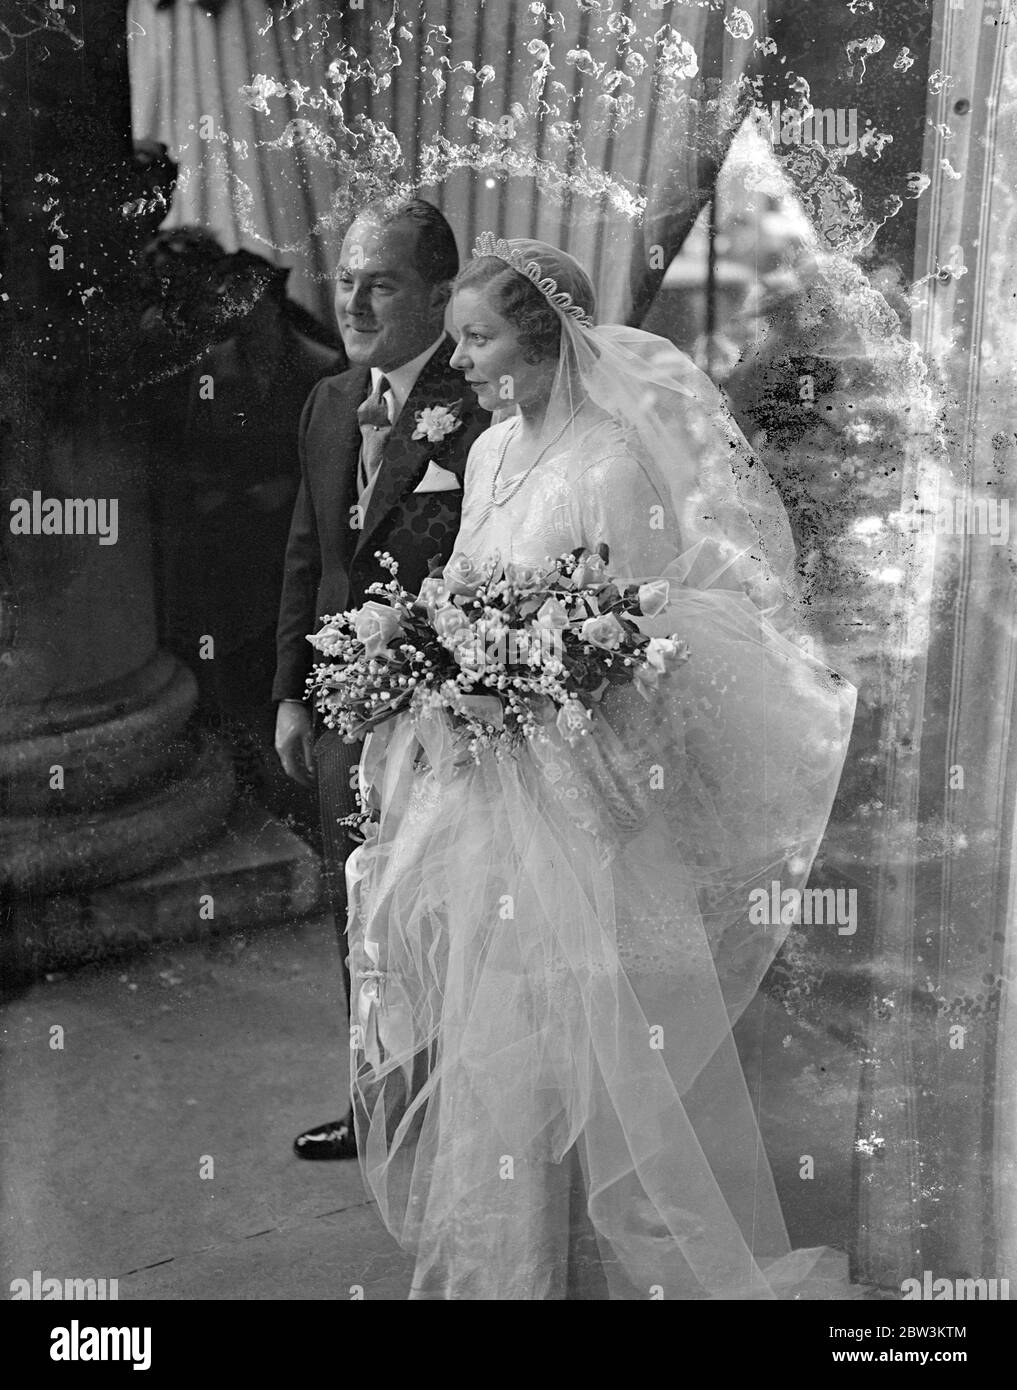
[488,403,585,512]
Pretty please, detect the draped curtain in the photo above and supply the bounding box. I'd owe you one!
[128,0,339,318]
[127,0,760,326]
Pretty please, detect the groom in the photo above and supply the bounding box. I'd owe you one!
[273,197,489,1158]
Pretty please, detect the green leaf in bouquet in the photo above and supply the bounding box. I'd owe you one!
[603,661,636,685]
[566,656,601,690]
[345,690,414,739]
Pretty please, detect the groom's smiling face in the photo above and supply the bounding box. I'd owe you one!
[335,217,449,371]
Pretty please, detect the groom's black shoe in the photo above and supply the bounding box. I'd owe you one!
[293,1113,358,1160]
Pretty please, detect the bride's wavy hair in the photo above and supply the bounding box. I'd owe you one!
[452,251,596,365]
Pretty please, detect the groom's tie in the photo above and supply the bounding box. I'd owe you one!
[357,375,392,502]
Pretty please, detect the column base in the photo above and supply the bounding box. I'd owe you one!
[2,801,325,987]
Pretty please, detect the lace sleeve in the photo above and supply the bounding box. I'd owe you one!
[575,450,683,581]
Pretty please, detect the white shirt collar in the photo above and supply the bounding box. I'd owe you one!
[371,334,446,421]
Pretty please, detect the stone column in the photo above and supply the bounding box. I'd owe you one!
[0,422,234,900]
[0,2,314,983]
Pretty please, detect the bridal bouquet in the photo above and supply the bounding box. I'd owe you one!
[306,545,689,762]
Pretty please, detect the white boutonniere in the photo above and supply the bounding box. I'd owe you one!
[412,404,462,444]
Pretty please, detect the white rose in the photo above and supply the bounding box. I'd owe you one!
[645,636,688,673]
[443,551,485,597]
[415,576,451,621]
[580,613,626,650]
[572,552,608,588]
[434,605,470,643]
[535,596,569,629]
[504,561,543,590]
[638,579,671,617]
[353,601,403,658]
[310,622,346,656]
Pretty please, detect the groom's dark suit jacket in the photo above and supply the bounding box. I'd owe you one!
[272,334,490,703]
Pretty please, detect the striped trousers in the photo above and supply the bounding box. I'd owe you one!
[313,726,363,1022]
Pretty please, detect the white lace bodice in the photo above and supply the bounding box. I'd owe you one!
[453,416,682,580]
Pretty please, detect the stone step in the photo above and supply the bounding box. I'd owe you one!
[1,734,236,895]
[2,800,326,985]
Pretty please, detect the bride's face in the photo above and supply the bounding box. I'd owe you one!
[450,287,555,414]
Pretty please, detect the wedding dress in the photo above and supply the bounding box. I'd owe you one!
[342,237,856,1300]
[345,411,856,1299]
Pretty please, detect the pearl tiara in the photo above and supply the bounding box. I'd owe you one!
[471,231,594,327]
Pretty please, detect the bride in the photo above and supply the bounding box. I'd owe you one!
[342,234,856,1300]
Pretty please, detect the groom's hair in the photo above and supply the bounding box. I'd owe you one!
[356,196,459,287]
